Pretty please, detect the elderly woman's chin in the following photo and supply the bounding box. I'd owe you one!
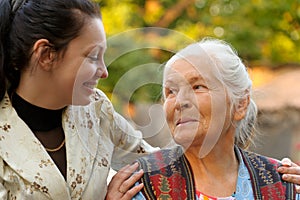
[172,122,200,148]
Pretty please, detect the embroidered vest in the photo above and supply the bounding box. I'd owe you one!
[137,146,296,200]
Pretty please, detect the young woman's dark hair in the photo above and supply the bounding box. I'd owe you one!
[0,0,101,100]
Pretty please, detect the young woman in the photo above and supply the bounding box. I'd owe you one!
[0,0,156,199]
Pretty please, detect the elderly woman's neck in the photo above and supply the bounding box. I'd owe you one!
[185,145,239,197]
[185,144,238,175]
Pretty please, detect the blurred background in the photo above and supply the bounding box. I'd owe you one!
[95,0,300,163]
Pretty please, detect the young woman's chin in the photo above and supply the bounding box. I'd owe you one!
[71,88,94,105]
[72,97,92,106]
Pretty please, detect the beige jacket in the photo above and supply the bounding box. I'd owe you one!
[0,89,156,199]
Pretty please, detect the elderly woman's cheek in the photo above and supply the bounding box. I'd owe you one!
[164,102,175,131]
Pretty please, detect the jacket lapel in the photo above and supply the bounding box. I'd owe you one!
[0,94,71,199]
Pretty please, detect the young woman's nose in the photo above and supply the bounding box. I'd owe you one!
[96,64,108,79]
[100,67,108,78]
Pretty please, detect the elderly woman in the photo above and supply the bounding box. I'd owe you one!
[130,38,299,199]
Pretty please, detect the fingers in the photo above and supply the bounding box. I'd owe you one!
[106,163,144,200]
[278,166,300,176]
[122,182,144,200]
[278,158,300,188]
[117,162,141,193]
[281,173,300,185]
[281,173,300,194]
[281,158,292,167]
[278,158,300,174]
[120,168,144,194]
[281,157,299,167]
[296,185,300,193]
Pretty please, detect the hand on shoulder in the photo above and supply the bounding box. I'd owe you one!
[278,158,300,193]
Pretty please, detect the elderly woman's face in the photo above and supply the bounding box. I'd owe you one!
[163,56,229,152]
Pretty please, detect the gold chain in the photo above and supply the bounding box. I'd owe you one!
[45,139,65,152]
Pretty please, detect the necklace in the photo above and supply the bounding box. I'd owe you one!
[45,139,65,152]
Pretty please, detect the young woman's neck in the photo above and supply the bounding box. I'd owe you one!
[16,73,67,110]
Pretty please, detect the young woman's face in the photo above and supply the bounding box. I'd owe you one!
[163,56,229,153]
[52,18,107,105]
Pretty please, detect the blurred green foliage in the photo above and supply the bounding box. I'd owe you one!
[95,0,300,108]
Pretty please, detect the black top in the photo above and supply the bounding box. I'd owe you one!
[11,92,64,131]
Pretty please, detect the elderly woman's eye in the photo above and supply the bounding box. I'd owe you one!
[165,87,176,97]
[194,85,208,91]
[194,85,203,89]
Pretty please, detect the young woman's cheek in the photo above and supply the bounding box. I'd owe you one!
[79,62,97,80]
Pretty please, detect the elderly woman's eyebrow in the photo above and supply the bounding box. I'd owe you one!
[189,76,204,82]
[184,73,206,83]
[164,74,206,85]
[163,80,175,86]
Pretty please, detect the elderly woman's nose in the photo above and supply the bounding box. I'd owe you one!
[175,91,192,110]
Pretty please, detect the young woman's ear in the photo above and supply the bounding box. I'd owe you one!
[32,39,56,71]
[234,95,250,121]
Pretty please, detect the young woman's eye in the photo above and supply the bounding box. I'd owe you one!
[88,56,99,62]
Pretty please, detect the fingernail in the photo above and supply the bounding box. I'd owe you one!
[282,174,288,179]
[281,158,292,167]
[277,167,283,172]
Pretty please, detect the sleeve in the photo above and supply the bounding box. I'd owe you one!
[110,111,159,170]
[93,89,159,170]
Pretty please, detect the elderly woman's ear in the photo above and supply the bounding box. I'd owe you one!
[233,95,250,121]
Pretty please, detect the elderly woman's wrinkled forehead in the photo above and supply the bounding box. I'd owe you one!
[164,45,223,83]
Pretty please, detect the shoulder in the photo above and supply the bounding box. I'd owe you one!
[238,148,285,187]
[137,146,196,199]
[137,146,184,172]
[237,148,297,199]
[240,148,281,169]
[90,88,112,106]
[64,88,115,125]
[67,88,112,111]
[92,89,115,114]
[75,88,115,116]
[137,145,183,162]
